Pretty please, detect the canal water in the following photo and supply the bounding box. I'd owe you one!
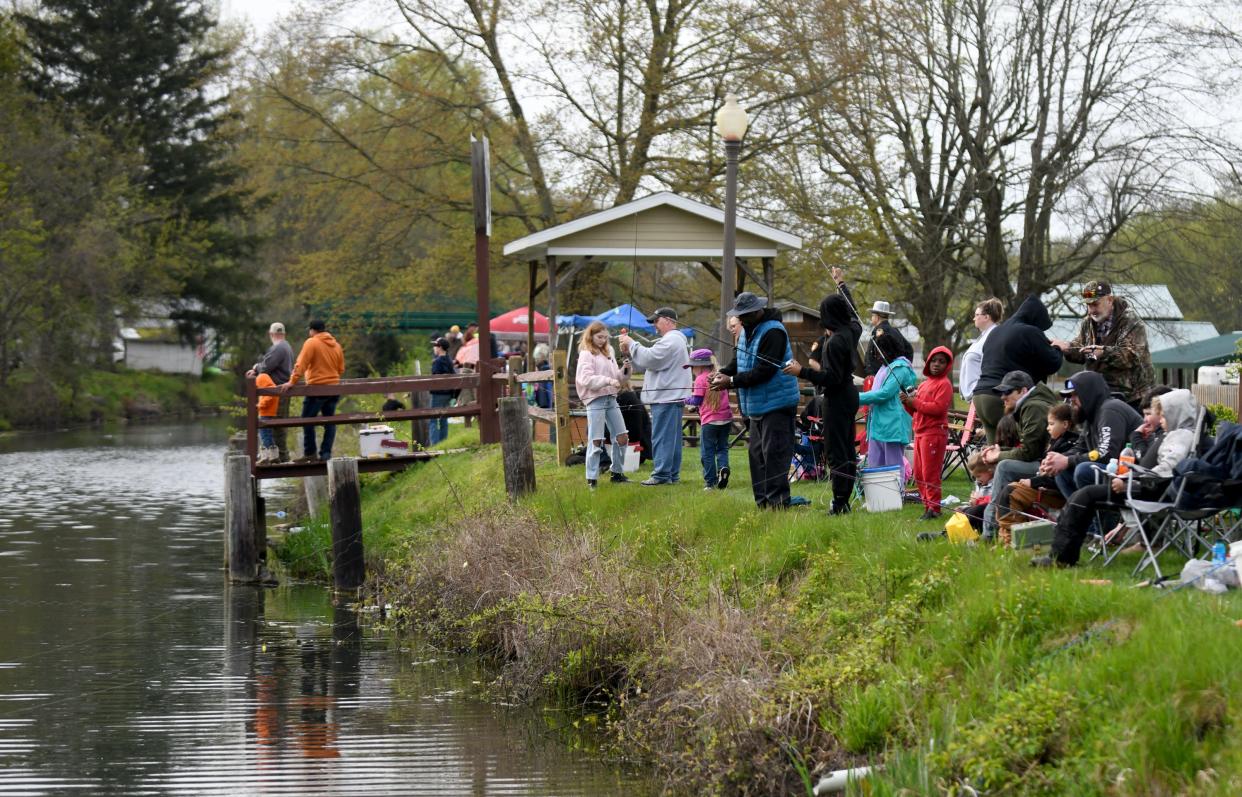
[0,422,646,796]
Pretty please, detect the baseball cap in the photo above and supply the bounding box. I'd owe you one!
[268,322,285,334]
[646,306,678,323]
[1081,280,1112,302]
[1059,378,1078,397]
[684,348,714,367]
[434,337,450,350]
[993,370,1035,395]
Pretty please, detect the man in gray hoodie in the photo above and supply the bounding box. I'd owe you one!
[246,322,294,461]
[619,308,691,485]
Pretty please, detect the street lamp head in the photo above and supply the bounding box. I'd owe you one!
[714,93,749,142]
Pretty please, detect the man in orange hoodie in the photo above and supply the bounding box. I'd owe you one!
[281,320,346,462]
[901,346,954,520]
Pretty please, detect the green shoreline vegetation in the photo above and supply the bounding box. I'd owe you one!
[271,428,1242,796]
[0,369,235,431]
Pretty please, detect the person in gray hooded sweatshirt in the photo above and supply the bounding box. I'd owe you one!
[1033,388,1200,567]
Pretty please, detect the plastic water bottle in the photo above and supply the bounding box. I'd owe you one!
[1213,541,1227,564]
[1106,459,1118,475]
[1118,443,1136,476]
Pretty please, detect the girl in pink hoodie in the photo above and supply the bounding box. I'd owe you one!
[575,321,631,488]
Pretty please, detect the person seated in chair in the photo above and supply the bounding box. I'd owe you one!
[1032,389,1200,567]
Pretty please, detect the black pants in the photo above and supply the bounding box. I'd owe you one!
[824,388,859,511]
[748,407,796,508]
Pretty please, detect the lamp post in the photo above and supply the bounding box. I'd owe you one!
[715,93,749,362]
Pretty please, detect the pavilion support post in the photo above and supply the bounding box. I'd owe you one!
[546,255,559,349]
[553,348,572,466]
[527,260,538,368]
[763,257,775,301]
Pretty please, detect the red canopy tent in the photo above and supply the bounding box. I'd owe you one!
[490,306,550,340]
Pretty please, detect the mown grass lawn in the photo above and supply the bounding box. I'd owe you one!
[272,424,1242,796]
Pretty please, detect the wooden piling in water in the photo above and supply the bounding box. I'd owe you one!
[498,397,536,499]
[327,458,365,591]
[225,454,259,582]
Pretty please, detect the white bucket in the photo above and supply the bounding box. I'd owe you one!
[622,444,641,472]
[358,425,396,458]
[859,465,903,512]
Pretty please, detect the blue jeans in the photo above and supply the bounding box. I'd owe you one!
[301,395,340,459]
[649,403,684,483]
[259,417,275,449]
[700,423,731,487]
[585,395,628,481]
[1056,461,1101,500]
[983,458,1041,537]
[429,393,452,446]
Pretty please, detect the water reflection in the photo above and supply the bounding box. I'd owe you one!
[0,423,644,796]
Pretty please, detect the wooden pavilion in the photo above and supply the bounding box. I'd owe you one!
[502,191,802,353]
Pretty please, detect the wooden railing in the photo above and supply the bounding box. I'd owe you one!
[246,373,482,479]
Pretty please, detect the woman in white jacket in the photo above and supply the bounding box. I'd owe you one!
[575,321,631,488]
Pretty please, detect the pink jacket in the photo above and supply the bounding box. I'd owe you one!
[692,371,733,425]
[575,346,625,405]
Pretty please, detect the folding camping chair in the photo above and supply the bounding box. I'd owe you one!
[1100,406,1209,580]
[942,402,979,480]
[790,406,828,483]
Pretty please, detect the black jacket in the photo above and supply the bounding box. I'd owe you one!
[1065,370,1143,468]
[720,308,788,388]
[801,294,860,399]
[974,295,1063,396]
[1030,430,1080,491]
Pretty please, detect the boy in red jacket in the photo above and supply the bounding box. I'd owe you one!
[901,346,954,520]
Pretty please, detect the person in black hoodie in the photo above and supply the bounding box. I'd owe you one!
[784,291,862,514]
[972,295,1064,444]
[1039,370,1142,498]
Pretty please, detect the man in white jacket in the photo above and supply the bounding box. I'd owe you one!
[620,308,691,485]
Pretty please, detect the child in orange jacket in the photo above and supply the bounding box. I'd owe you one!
[901,346,954,520]
[255,372,281,464]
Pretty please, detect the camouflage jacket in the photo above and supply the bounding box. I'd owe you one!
[1063,296,1154,401]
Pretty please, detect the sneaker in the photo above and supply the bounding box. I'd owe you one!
[1029,555,1070,569]
[919,509,942,521]
[640,478,669,486]
[917,531,946,542]
[587,479,598,489]
[787,496,811,507]
[609,472,630,483]
[717,466,730,490]
[703,486,715,491]
[829,501,851,516]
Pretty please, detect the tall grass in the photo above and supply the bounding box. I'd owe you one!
[269,428,1242,795]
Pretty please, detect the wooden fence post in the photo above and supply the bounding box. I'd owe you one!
[553,348,572,466]
[507,354,522,397]
[498,397,536,499]
[327,458,365,591]
[409,389,431,448]
[226,454,259,582]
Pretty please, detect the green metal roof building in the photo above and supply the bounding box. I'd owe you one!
[1151,332,1242,388]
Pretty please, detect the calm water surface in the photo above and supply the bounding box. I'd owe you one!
[0,422,646,796]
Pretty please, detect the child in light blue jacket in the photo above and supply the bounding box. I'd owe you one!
[858,331,917,470]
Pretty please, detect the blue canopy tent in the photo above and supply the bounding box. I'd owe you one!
[556,313,599,330]
[594,304,656,334]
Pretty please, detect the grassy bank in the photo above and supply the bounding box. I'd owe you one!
[0,367,235,430]
[272,429,1242,796]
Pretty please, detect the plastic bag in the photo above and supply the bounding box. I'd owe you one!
[945,512,979,544]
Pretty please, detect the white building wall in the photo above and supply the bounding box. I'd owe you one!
[124,341,203,375]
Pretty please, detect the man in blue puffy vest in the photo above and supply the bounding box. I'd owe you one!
[712,292,808,509]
